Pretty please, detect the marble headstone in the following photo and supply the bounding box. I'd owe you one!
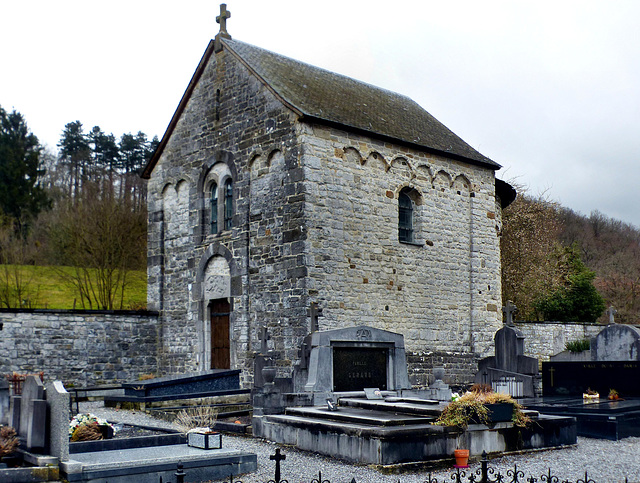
[46,381,70,461]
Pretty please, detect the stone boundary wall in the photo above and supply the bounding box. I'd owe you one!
[515,321,603,361]
[407,351,479,388]
[0,309,159,387]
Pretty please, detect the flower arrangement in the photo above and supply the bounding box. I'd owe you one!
[69,413,114,441]
[608,389,620,401]
[0,426,19,457]
[435,385,531,429]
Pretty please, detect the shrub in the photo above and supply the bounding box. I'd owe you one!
[435,389,531,429]
[565,338,591,353]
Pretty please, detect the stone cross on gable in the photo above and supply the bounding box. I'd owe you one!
[259,326,271,354]
[216,4,231,38]
[502,300,517,327]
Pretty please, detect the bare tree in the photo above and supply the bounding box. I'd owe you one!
[45,183,146,310]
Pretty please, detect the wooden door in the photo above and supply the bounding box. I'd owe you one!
[210,299,230,369]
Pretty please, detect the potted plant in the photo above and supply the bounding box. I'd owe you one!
[435,384,531,429]
[175,405,221,449]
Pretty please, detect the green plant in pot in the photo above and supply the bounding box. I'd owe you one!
[435,384,531,429]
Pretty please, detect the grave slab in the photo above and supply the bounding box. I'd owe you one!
[61,444,257,483]
[524,395,640,440]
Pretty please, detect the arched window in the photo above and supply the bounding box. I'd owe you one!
[210,182,218,234]
[398,188,414,243]
[224,179,233,230]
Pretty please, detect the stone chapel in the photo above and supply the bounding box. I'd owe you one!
[141,6,515,388]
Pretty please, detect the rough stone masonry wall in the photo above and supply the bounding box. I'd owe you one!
[0,309,159,387]
[516,321,602,361]
[147,45,303,384]
[300,123,504,382]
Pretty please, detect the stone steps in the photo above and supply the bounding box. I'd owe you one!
[284,405,436,427]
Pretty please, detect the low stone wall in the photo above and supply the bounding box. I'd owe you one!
[0,309,159,387]
[407,351,478,388]
[515,321,603,362]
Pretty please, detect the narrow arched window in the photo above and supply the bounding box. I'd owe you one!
[224,179,233,230]
[210,182,218,234]
[398,189,413,242]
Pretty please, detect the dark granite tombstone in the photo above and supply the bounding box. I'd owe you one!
[475,302,539,396]
[332,346,388,391]
[0,378,9,425]
[542,360,640,396]
[543,324,640,396]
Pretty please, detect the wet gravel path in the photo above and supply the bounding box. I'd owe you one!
[80,402,640,482]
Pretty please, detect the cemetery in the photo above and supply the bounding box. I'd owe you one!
[2,309,640,481]
[0,5,639,483]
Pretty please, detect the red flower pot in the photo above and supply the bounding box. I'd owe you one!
[454,449,469,467]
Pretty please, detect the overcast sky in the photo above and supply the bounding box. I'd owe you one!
[2,1,639,227]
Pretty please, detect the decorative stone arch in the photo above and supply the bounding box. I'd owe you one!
[389,156,414,179]
[364,151,388,171]
[453,174,473,196]
[249,150,266,177]
[195,151,236,243]
[433,170,453,192]
[195,243,238,370]
[415,164,434,183]
[342,146,364,165]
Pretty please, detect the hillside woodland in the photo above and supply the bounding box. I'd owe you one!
[1,107,640,322]
[501,190,639,324]
[0,106,152,310]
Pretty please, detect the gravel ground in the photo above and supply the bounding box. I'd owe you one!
[80,402,640,483]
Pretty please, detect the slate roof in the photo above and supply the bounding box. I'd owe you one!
[142,37,500,178]
[223,38,499,169]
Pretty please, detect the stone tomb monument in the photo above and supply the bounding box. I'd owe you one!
[253,325,576,465]
[543,323,640,397]
[475,302,539,397]
[303,326,411,398]
[528,323,640,440]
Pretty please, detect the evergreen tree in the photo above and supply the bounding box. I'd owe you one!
[535,244,606,322]
[0,106,50,232]
[58,121,90,197]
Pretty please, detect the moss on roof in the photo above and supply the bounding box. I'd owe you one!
[223,38,499,169]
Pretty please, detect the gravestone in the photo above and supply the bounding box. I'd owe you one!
[475,302,539,397]
[543,323,640,396]
[9,395,21,432]
[332,346,388,391]
[425,366,452,401]
[591,324,640,361]
[302,326,411,400]
[0,378,9,425]
[46,381,70,462]
[20,375,47,449]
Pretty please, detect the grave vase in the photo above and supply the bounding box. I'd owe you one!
[187,431,222,449]
[262,366,277,385]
